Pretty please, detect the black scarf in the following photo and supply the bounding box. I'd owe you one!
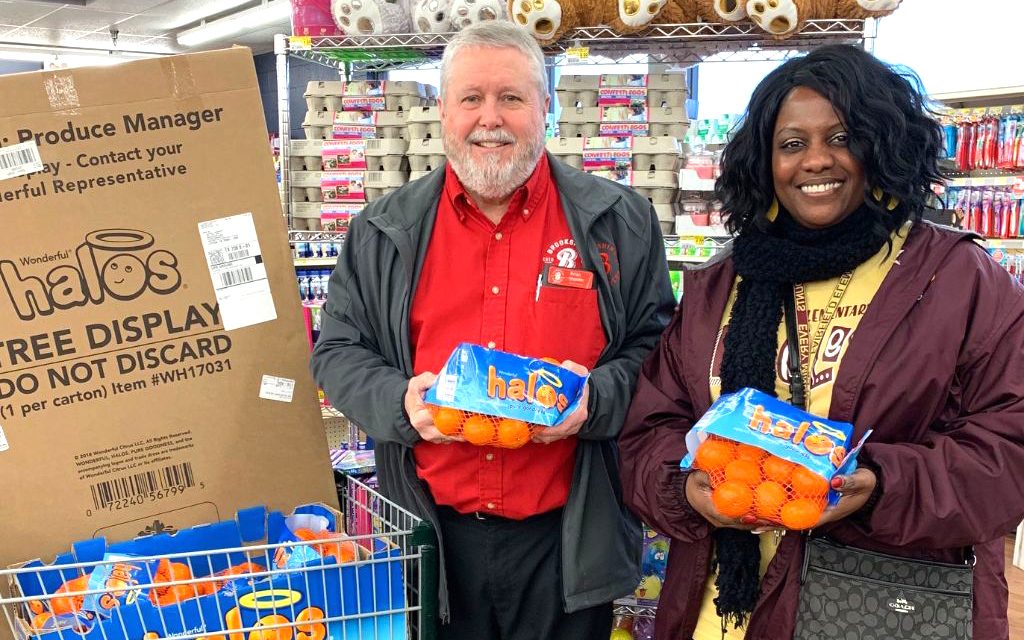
[713,202,888,631]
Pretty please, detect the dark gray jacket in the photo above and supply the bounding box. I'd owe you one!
[310,155,675,617]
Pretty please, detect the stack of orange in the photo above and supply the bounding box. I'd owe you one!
[693,435,828,530]
[428,405,537,449]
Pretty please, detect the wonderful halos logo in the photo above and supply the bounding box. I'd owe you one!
[1,229,182,321]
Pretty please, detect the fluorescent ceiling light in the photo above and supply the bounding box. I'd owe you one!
[163,0,257,30]
[176,0,291,47]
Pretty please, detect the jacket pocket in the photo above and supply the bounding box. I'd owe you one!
[531,286,606,368]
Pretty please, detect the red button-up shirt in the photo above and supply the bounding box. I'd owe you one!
[410,155,607,520]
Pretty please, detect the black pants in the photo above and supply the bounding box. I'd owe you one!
[436,506,613,640]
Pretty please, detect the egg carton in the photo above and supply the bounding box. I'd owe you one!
[330,94,427,113]
[407,106,440,123]
[341,80,429,96]
[292,202,324,220]
[365,170,410,189]
[321,170,366,203]
[409,170,433,181]
[559,123,601,138]
[632,136,683,172]
[649,90,688,109]
[302,125,331,141]
[556,90,598,109]
[365,137,410,156]
[366,155,409,171]
[292,216,323,231]
[636,187,680,205]
[545,137,585,155]
[322,139,369,171]
[652,202,683,225]
[558,106,602,124]
[650,105,690,125]
[289,139,325,171]
[408,122,442,140]
[406,138,446,172]
[651,123,690,139]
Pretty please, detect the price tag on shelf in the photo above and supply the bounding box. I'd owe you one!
[289,36,313,50]
[566,46,590,63]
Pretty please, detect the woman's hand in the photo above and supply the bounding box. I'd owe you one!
[685,470,770,531]
[814,466,878,527]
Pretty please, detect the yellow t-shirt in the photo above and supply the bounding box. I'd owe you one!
[693,226,909,639]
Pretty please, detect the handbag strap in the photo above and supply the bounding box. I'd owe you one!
[784,291,806,410]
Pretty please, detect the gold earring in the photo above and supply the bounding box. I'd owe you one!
[765,197,779,222]
[871,187,900,212]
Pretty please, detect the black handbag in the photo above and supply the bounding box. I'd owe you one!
[783,294,975,640]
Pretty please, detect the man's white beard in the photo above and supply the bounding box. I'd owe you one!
[444,127,545,202]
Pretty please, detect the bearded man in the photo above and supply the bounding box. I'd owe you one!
[311,21,674,640]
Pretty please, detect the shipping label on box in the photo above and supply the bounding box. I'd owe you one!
[322,140,367,170]
[321,171,365,202]
[0,49,338,634]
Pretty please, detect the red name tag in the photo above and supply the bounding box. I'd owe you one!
[545,266,594,289]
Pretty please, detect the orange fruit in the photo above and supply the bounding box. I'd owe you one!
[31,612,53,631]
[790,466,829,498]
[711,480,754,519]
[753,481,788,521]
[461,415,496,445]
[51,575,89,615]
[724,459,761,487]
[694,438,735,474]
[496,419,531,448]
[761,455,796,484]
[432,407,464,436]
[735,443,767,463]
[803,433,835,456]
[780,498,824,530]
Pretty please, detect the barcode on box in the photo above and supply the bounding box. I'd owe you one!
[367,172,383,182]
[90,462,195,509]
[219,266,254,287]
[0,141,43,180]
[366,139,382,150]
[226,245,251,261]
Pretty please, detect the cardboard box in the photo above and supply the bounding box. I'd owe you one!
[0,48,338,631]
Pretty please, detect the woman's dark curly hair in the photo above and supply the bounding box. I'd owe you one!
[716,44,945,237]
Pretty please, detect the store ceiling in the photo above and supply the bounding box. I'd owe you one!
[0,0,287,55]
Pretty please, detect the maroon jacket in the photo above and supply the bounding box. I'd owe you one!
[619,223,1024,640]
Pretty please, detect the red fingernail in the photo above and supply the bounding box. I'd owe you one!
[741,515,757,525]
[831,476,844,489]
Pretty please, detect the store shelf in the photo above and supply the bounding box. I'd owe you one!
[279,20,867,71]
[947,170,1024,188]
[932,86,1024,109]
[295,258,339,267]
[985,239,1024,249]
[289,230,347,242]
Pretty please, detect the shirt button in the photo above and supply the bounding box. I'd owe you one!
[486,502,496,510]
[494,232,503,240]
[487,341,496,349]
[491,286,500,295]
[485,453,494,461]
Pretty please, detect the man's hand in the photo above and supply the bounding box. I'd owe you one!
[404,372,463,444]
[814,466,878,527]
[685,470,766,531]
[531,360,589,444]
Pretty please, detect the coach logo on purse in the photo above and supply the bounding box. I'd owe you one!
[887,593,916,614]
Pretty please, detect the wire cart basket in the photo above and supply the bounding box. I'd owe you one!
[0,476,439,640]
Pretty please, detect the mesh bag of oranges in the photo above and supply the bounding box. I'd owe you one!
[680,388,870,530]
[423,343,588,449]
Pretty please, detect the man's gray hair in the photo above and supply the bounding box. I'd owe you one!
[439,21,548,102]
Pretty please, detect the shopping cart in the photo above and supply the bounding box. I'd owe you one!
[0,476,439,640]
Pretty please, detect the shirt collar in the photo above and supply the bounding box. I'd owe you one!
[443,153,551,225]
